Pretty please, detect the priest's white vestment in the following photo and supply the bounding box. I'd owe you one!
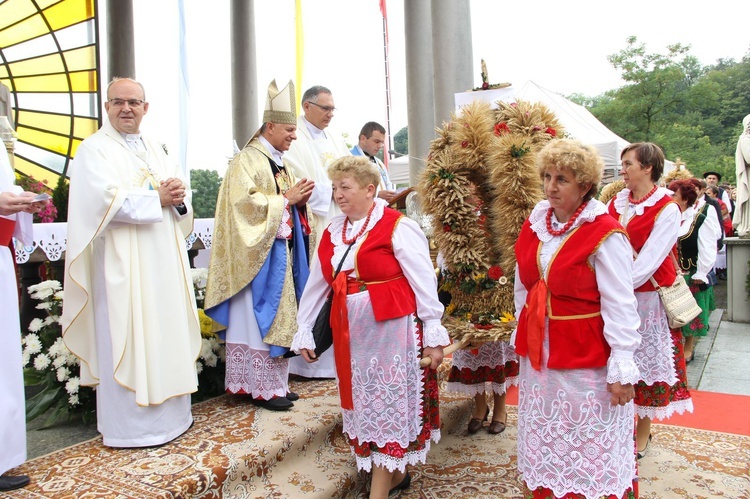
[62,121,201,447]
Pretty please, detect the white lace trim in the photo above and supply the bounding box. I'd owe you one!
[605,356,640,385]
[224,345,289,399]
[636,397,694,421]
[450,340,518,371]
[517,374,637,499]
[633,292,679,385]
[423,320,450,348]
[529,199,608,243]
[353,429,440,473]
[446,378,519,396]
[612,187,673,218]
[290,326,315,352]
[276,198,292,239]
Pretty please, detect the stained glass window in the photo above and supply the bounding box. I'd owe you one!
[0,0,100,186]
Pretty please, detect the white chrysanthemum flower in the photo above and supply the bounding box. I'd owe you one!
[204,352,218,368]
[65,377,80,394]
[24,333,42,354]
[36,302,52,310]
[48,337,67,358]
[54,290,64,300]
[199,338,213,359]
[68,394,80,406]
[22,351,31,367]
[218,344,227,362]
[53,356,67,369]
[28,318,44,333]
[34,353,51,370]
[195,361,204,374]
[43,315,57,326]
[191,268,208,285]
[56,366,71,382]
[28,280,61,300]
[65,353,80,367]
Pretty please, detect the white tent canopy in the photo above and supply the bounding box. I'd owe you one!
[454,80,674,182]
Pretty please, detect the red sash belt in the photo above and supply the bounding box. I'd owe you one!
[525,279,548,371]
[331,272,354,410]
[0,217,16,247]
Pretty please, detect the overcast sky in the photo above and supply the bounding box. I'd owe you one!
[127,0,750,175]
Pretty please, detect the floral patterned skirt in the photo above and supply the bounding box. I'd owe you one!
[634,328,693,420]
[446,340,519,395]
[681,276,713,338]
[523,484,637,499]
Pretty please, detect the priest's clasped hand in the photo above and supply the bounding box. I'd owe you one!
[158,177,186,207]
[0,191,45,216]
[284,178,315,206]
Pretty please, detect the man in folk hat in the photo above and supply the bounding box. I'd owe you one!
[205,80,316,411]
[703,170,732,216]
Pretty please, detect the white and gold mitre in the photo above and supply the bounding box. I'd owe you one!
[263,79,296,125]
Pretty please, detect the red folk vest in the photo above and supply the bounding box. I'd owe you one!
[607,194,677,292]
[318,207,416,321]
[514,214,626,369]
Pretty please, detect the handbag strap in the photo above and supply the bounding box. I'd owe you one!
[332,242,355,280]
[624,199,683,291]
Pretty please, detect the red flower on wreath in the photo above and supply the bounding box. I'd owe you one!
[545,127,557,137]
[482,81,489,90]
[487,265,503,280]
[461,140,469,148]
[494,122,510,136]
[443,224,452,232]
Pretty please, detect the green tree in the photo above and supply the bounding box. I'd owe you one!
[586,37,750,184]
[190,169,222,218]
[393,126,408,155]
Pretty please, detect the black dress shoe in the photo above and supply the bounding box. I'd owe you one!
[0,475,31,491]
[286,391,300,401]
[252,396,293,411]
[388,471,411,496]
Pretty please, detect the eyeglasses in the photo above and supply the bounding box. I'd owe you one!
[307,101,336,113]
[108,98,146,108]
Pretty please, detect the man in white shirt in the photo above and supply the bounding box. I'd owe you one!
[62,77,201,448]
[350,121,396,203]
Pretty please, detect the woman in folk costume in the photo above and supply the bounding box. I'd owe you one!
[292,156,449,498]
[514,139,641,499]
[443,182,519,435]
[670,179,719,362]
[0,150,44,492]
[607,142,693,459]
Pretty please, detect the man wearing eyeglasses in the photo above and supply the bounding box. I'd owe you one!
[62,77,202,448]
[284,85,351,379]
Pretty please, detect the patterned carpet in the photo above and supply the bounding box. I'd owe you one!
[2,369,749,498]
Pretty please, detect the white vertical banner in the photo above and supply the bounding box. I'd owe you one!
[177,0,190,176]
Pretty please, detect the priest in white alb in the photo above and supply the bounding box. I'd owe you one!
[62,77,201,448]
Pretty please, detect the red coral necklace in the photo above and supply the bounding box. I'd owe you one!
[342,202,376,244]
[628,184,658,205]
[546,202,587,236]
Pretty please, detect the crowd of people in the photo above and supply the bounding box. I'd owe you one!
[1,76,747,498]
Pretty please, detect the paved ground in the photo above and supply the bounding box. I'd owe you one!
[21,279,749,460]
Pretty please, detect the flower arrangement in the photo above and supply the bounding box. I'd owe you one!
[22,271,227,425]
[15,173,58,223]
[191,268,226,402]
[22,281,96,426]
